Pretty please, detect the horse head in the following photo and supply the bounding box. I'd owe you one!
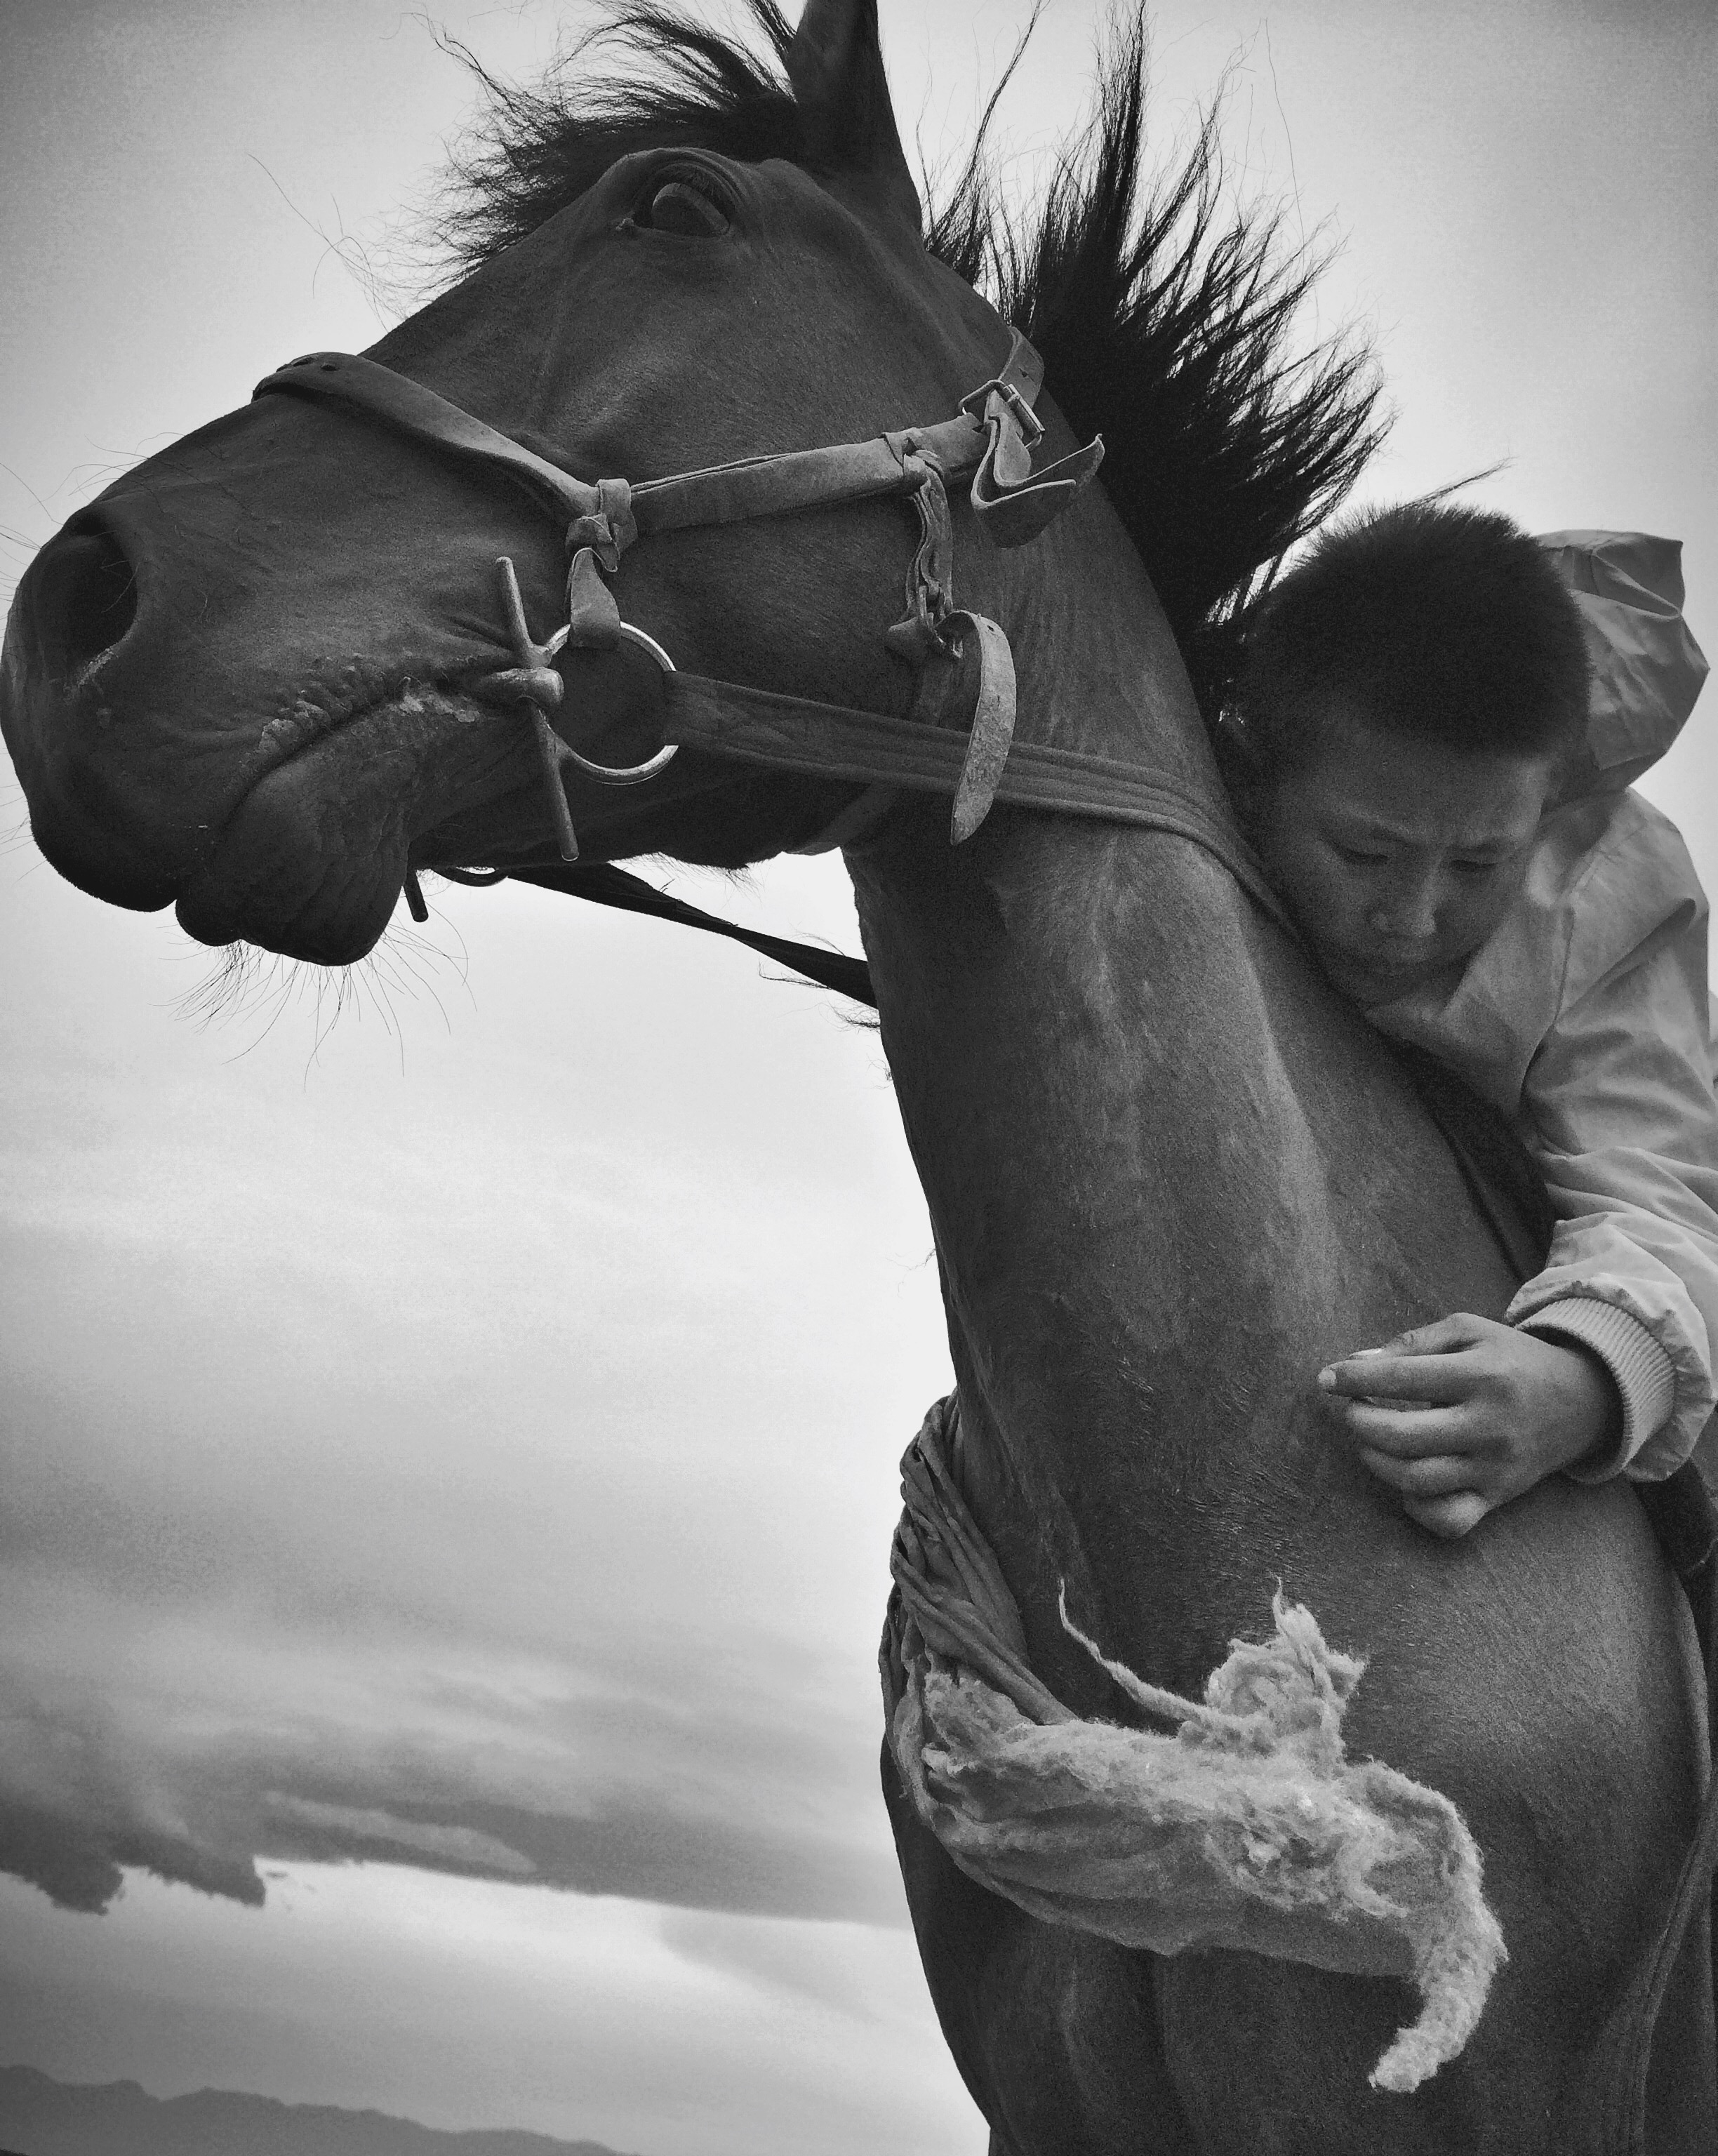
[1,0,1119,969]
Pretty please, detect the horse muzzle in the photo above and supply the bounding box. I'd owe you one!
[1,392,569,933]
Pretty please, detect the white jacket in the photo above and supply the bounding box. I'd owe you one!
[1366,533,1717,1480]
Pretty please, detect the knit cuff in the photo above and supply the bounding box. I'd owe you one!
[1516,1297,1678,1481]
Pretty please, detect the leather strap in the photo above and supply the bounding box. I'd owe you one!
[253,353,605,527]
[251,331,1094,551]
[627,419,980,529]
[653,670,1291,929]
[507,860,879,1006]
[474,668,1287,940]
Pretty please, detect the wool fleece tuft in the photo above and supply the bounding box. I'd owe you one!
[882,1396,1506,2094]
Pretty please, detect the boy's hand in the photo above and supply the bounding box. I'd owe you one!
[1316,1313,1623,1539]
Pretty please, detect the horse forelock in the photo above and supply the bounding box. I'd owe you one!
[430,3,809,272]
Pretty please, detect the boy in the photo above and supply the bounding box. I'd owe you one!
[1222,508,1717,1538]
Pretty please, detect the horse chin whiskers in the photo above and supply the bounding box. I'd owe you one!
[171,911,471,1072]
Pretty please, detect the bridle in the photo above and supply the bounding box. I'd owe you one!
[251,329,1288,929]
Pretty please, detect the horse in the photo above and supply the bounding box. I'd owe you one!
[3,1,1712,2145]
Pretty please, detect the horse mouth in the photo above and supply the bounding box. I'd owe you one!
[175,680,530,965]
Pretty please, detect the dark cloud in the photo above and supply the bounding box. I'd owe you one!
[258,1792,897,1923]
[0,1796,264,1916]
[0,1588,905,1926]
[0,1159,923,1934]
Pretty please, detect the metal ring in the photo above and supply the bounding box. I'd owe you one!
[617,620,676,672]
[437,865,510,887]
[553,618,680,785]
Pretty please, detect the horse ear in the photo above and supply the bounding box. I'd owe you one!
[786,0,923,232]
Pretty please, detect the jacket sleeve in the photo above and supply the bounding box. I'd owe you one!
[1507,891,1718,1480]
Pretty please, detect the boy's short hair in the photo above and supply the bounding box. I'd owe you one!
[1234,501,1591,766]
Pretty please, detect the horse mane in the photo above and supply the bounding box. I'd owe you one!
[434,3,1386,725]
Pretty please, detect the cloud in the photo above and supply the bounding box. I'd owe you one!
[262,1799,538,1876]
[0,1564,907,1924]
[0,910,944,1936]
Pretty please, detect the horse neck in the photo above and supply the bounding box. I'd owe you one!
[843,495,1512,1701]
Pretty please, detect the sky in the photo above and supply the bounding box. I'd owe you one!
[1,2,1713,2152]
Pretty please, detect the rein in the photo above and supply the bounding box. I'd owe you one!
[251,333,1290,937]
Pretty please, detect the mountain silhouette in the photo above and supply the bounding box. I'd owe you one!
[0,2065,637,2156]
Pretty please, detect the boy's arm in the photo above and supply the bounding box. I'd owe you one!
[1507,898,1718,1479]
[1319,881,1716,1533]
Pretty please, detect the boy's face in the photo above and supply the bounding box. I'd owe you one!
[1249,712,1561,1006]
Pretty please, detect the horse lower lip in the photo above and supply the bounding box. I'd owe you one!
[171,681,533,959]
[175,743,409,964]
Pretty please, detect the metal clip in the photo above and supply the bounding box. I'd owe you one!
[957,374,1045,449]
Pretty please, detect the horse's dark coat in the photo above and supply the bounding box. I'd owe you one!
[1,4,1710,2146]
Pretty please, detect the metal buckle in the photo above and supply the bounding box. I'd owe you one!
[957,375,1044,450]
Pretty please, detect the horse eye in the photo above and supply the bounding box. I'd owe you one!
[637,176,731,237]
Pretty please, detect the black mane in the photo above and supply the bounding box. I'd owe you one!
[437,4,1385,724]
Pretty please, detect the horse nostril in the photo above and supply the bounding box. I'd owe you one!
[33,526,140,681]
